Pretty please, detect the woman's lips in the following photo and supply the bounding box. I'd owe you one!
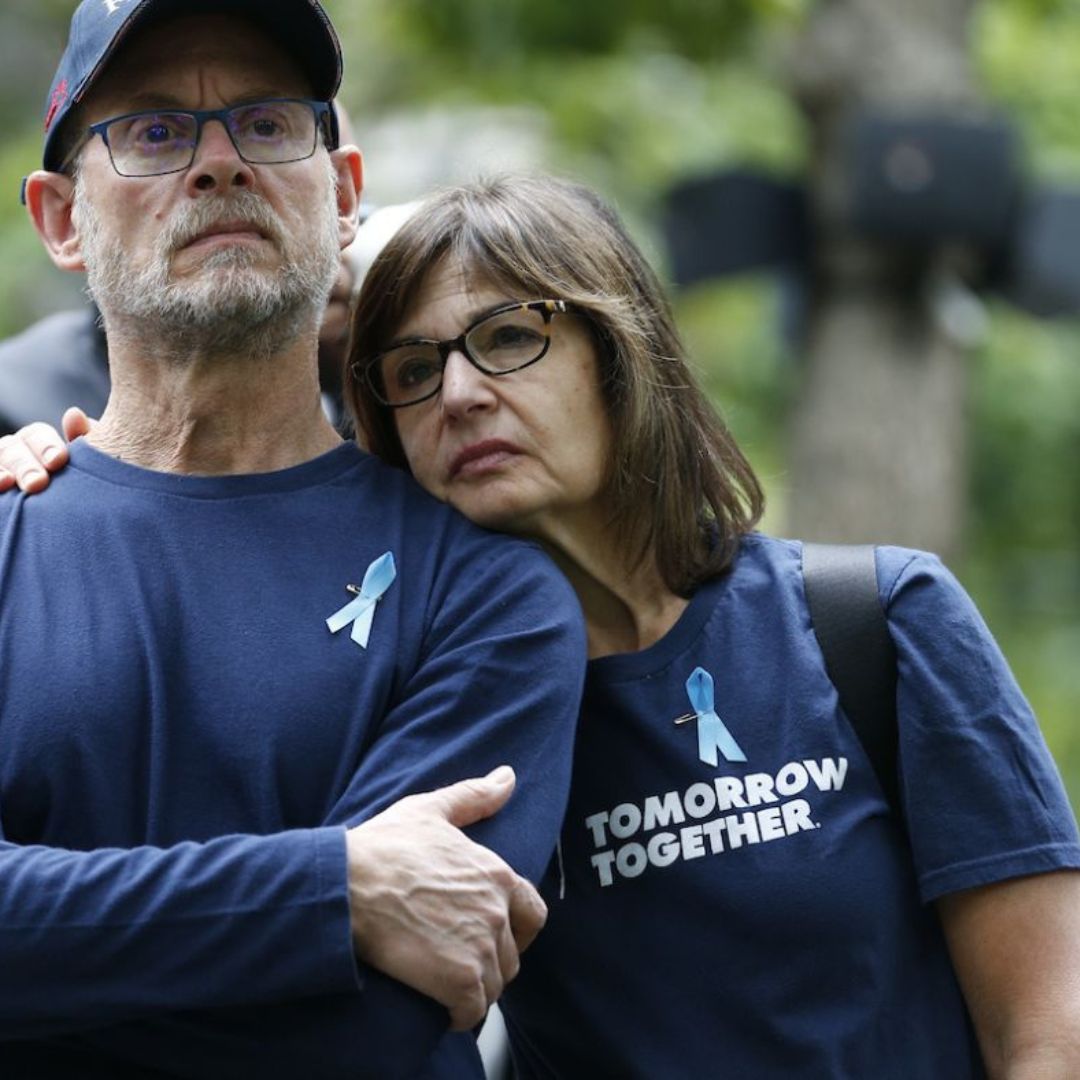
[449,440,522,480]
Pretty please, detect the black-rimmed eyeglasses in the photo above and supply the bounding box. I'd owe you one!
[60,98,335,178]
[363,299,572,408]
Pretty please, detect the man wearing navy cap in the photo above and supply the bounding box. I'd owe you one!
[0,1,584,1076]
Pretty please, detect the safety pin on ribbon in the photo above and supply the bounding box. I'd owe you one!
[684,666,747,767]
[326,552,397,649]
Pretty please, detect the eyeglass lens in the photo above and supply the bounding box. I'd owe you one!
[376,306,551,406]
[105,101,320,177]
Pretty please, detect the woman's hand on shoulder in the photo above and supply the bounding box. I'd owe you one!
[0,408,92,493]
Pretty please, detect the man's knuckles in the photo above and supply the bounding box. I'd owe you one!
[0,436,25,472]
[439,956,490,1004]
[509,885,547,925]
[23,421,57,445]
[443,963,488,1030]
[501,947,521,984]
[486,861,519,892]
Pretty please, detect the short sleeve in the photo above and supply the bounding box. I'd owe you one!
[878,547,1080,902]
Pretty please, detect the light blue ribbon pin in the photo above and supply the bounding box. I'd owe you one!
[686,666,746,767]
[326,552,397,648]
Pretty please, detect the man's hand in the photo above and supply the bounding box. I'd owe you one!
[0,408,92,493]
[345,766,547,1032]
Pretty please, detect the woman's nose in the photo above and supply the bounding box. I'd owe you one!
[439,349,497,416]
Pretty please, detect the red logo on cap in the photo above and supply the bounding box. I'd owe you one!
[45,79,69,131]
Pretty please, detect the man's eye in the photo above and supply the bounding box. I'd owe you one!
[132,119,181,145]
[234,107,290,142]
[243,116,284,140]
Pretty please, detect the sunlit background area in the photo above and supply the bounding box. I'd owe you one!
[2,0,1078,808]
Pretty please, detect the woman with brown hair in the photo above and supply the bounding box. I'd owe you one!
[6,174,1080,1077]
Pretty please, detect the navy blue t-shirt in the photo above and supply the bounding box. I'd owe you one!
[503,534,1080,1078]
[0,440,586,1078]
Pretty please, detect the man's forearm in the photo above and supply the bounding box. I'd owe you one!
[0,828,356,1038]
[69,976,464,1080]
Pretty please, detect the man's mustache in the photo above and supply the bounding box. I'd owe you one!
[161,193,285,255]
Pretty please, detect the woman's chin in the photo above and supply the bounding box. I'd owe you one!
[447,490,534,535]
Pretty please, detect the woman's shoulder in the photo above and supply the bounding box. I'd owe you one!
[734,533,959,612]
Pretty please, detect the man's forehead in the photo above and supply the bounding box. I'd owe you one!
[87,13,311,112]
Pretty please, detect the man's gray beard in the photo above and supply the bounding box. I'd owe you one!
[72,164,342,363]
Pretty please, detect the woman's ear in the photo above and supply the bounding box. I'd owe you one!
[24,171,86,272]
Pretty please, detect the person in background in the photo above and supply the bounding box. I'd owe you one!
[0,3,584,1077]
[16,171,1080,1077]
[0,303,108,435]
[311,102,365,432]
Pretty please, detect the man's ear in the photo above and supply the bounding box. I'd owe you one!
[24,171,85,272]
[332,145,363,250]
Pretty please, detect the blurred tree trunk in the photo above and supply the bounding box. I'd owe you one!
[785,0,985,559]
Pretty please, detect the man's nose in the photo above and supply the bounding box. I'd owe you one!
[186,119,255,194]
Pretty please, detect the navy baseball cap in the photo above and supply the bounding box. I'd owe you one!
[40,0,343,173]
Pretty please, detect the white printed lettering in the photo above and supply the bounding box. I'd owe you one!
[781,798,815,833]
[725,810,761,849]
[713,774,747,811]
[743,771,777,806]
[609,803,642,840]
[591,850,617,887]
[586,760,846,886]
[643,791,686,831]
[776,761,809,797]
[585,811,610,848]
[647,832,680,868]
[804,757,848,792]
[757,805,785,841]
[684,782,716,820]
[615,842,648,879]
[701,816,727,854]
[680,824,706,860]
[103,0,128,14]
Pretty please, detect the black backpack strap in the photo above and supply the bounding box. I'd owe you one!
[802,543,902,821]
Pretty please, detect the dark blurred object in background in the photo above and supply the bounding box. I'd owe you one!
[663,108,1080,321]
[663,168,808,287]
[846,113,1020,249]
[999,188,1080,318]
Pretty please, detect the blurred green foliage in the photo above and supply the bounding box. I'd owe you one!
[1,0,1077,806]
[391,0,808,65]
[969,3,1080,806]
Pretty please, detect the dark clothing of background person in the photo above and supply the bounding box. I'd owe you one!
[0,308,109,436]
